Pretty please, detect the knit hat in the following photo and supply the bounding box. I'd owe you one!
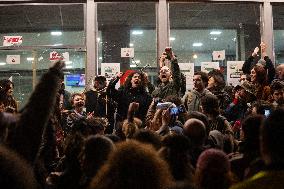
[196,149,230,174]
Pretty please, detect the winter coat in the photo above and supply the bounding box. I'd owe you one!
[107,77,152,123]
[182,89,212,112]
[152,58,182,99]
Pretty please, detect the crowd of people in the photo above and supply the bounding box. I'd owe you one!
[0,43,284,189]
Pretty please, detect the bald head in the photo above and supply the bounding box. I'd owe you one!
[276,64,284,80]
[183,118,206,146]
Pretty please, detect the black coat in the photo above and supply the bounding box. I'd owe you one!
[107,78,152,123]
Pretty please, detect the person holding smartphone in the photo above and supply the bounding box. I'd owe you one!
[152,47,182,100]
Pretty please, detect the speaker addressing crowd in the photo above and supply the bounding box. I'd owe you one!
[0,43,284,189]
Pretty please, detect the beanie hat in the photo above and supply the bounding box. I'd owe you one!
[196,149,230,174]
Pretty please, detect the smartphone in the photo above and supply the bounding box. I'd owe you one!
[264,109,270,117]
[170,107,179,116]
[156,102,172,110]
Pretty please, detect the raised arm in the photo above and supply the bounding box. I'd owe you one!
[9,60,65,164]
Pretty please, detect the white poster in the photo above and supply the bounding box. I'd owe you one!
[212,50,225,61]
[3,36,23,46]
[201,62,220,73]
[121,48,134,58]
[49,51,69,62]
[6,55,20,64]
[227,61,244,86]
[101,63,120,88]
[179,63,194,91]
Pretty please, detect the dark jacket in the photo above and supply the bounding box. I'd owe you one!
[107,77,152,123]
[152,58,182,99]
[242,55,275,84]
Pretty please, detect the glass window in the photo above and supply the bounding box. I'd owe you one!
[97,2,157,78]
[272,3,284,65]
[0,4,85,108]
[169,2,261,84]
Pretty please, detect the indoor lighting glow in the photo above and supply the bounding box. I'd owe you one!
[65,61,72,64]
[192,43,203,47]
[99,57,102,60]
[54,43,63,46]
[130,64,137,68]
[27,57,34,61]
[210,37,217,40]
[170,37,176,41]
[129,43,134,47]
[132,30,143,35]
[51,31,62,36]
[0,62,6,66]
[66,65,73,69]
[193,54,198,59]
[210,31,222,35]
[132,59,140,64]
[97,38,101,42]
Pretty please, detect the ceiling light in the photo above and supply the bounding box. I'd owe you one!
[27,57,34,61]
[51,31,62,36]
[0,62,6,66]
[192,43,203,47]
[170,37,176,41]
[99,57,102,60]
[54,43,63,46]
[132,30,143,35]
[97,38,101,42]
[210,31,222,35]
[193,54,198,59]
[66,65,73,69]
[65,61,72,65]
[210,37,217,40]
[130,64,137,68]
[129,43,134,47]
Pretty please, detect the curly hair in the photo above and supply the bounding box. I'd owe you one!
[90,140,173,189]
[252,64,267,85]
[123,71,146,91]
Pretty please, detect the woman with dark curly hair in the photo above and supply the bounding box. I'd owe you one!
[107,71,152,123]
[250,64,270,101]
[0,79,18,113]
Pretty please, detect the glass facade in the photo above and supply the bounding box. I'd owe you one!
[0,1,282,108]
[0,4,85,108]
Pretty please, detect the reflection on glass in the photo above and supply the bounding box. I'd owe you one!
[169,2,261,71]
[97,2,156,73]
[273,4,284,65]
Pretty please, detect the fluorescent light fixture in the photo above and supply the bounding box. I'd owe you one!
[66,65,73,69]
[210,31,222,35]
[99,57,102,60]
[51,31,62,36]
[97,37,101,42]
[210,37,217,40]
[54,43,63,46]
[170,37,176,41]
[193,54,198,59]
[27,57,34,61]
[65,61,72,65]
[130,64,137,68]
[129,43,134,47]
[132,30,143,35]
[192,43,203,47]
[0,62,6,66]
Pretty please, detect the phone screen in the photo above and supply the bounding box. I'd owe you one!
[264,109,270,117]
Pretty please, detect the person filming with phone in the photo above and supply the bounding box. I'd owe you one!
[152,47,182,100]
